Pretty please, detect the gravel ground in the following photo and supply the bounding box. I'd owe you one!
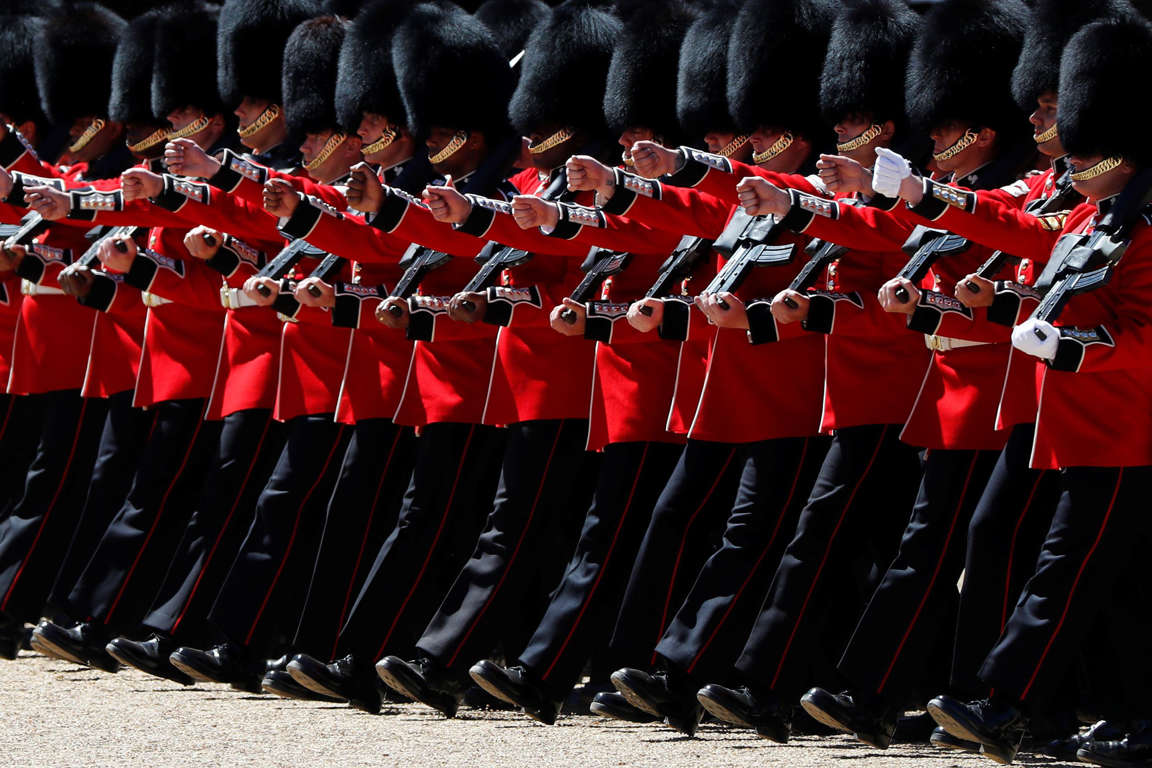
[0,651,1079,768]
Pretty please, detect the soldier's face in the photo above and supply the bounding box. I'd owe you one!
[619,127,656,165]
[357,112,407,166]
[1030,92,1063,158]
[525,123,576,170]
[1068,153,1133,200]
[300,130,335,163]
[929,121,973,173]
[703,132,734,153]
[166,107,211,149]
[234,97,270,127]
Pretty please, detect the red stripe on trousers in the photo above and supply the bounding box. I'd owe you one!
[2,398,90,611]
[1000,473,1043,631]
[770,426,888,689]
[244,425,346,646]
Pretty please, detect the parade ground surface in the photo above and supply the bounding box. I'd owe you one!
[1,652,1082,768]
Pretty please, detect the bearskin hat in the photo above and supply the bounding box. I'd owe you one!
[819,0,920,126]
[151,3,224,120]
[603,0,696,142]
[393,1,513,139]
[507,0,621,136]
[727,0,837,136]
[334,0,421,132]
[905,0,1028,134]
[282,16,348,139]
[677,0,741,139]
[0,14,49,126]
[1011,0,1141,113]
[110,10,164,124]
[217,0,326,109]
[34,4,126,124]
[1058,18,1152,165]
[474,0,551,60]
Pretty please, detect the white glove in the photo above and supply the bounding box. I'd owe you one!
[872,147,912,198]
[1011,318,1059,360]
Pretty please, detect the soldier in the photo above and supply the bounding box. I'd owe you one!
[924,17,1152,765]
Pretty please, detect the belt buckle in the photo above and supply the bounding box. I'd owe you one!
[20,279,33,296]
[926,334,942,351]
[220,286,233,309]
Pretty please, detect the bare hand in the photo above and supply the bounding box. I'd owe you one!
[565,155,614,197]
[295,277,334,307]
[771,290,810,324]
[98,236,138,272]
[243,276,280,306]
[183,226,222,260]
[511,196,559,230]
[549,298,586,335]
[629,141,679,179]
[0,242,25,272]
[121,168,164,201]
[59,264,95,298]
[955,274,994,308]
[696,292,749,329]
[25,185,70,220]
[736,177,790,217]
[448,291,485,323]
[346,162,384,213]
[816,155,873,198]
[0,166,12,201]
[878,277,919,314]
[423,176,470,224]
[262,178,300,218]
[164,138,221,178]
[627,298,663,332]
[375,297,409,329]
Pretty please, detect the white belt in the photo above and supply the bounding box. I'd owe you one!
[20,280,65,296]
[924,334,991,352]
[220,286,261,309]
[142,291,172,307]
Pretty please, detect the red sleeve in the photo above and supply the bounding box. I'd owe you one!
[782,190,915,252]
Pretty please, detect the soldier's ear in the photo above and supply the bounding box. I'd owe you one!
[879,121,897,142]
[976,127,997,148]
[15,121,37,146]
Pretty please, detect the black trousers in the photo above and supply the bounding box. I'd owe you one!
[0,390,106,623]
[0,393,39,521]
[64,399,220,633]
[290,418,417,660]
[733,424,922,699]
[950,423,1061,698]
[980,465,1152,719]
[836,448,1000,706]
[607,439,743,671]
[208,414,349,657]
[142,409,286,647]
[417,418,598,677]
[518,440,682,699]
[336,422,506,663]
[47,390,156,621]
[655,435,830,684]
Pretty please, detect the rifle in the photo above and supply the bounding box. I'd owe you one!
[1026,167,1152,338]
[385,243,453,315]
[637,236,713,316]
[1,211,48,257]
[253,238,326,296]
[781,239,848,308]
[559,248,632,323]
[963,168,1084,293]
[703,212,795,308]
[458,167,570,312]
[74,225,149,269]
[892,226,971,302]
[304,252,347,296]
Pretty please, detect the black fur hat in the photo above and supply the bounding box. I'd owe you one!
[393,1,514,138]
[151,3,224,120]
[507,0,621,136]
[905,0,1028,134]
[1011,0,1141,113]
[677,0,740,139]
[474,0,551,60]
[110,10,164,124]
[1058,18,1152,164]
[35,3,127,124]
[603,0,696,142]
[819,0,920,126]
[727,0,837,136]
[0,14,50,125]
[334,0,420,131]
[218,0,326,109]
[282,16,348,139]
